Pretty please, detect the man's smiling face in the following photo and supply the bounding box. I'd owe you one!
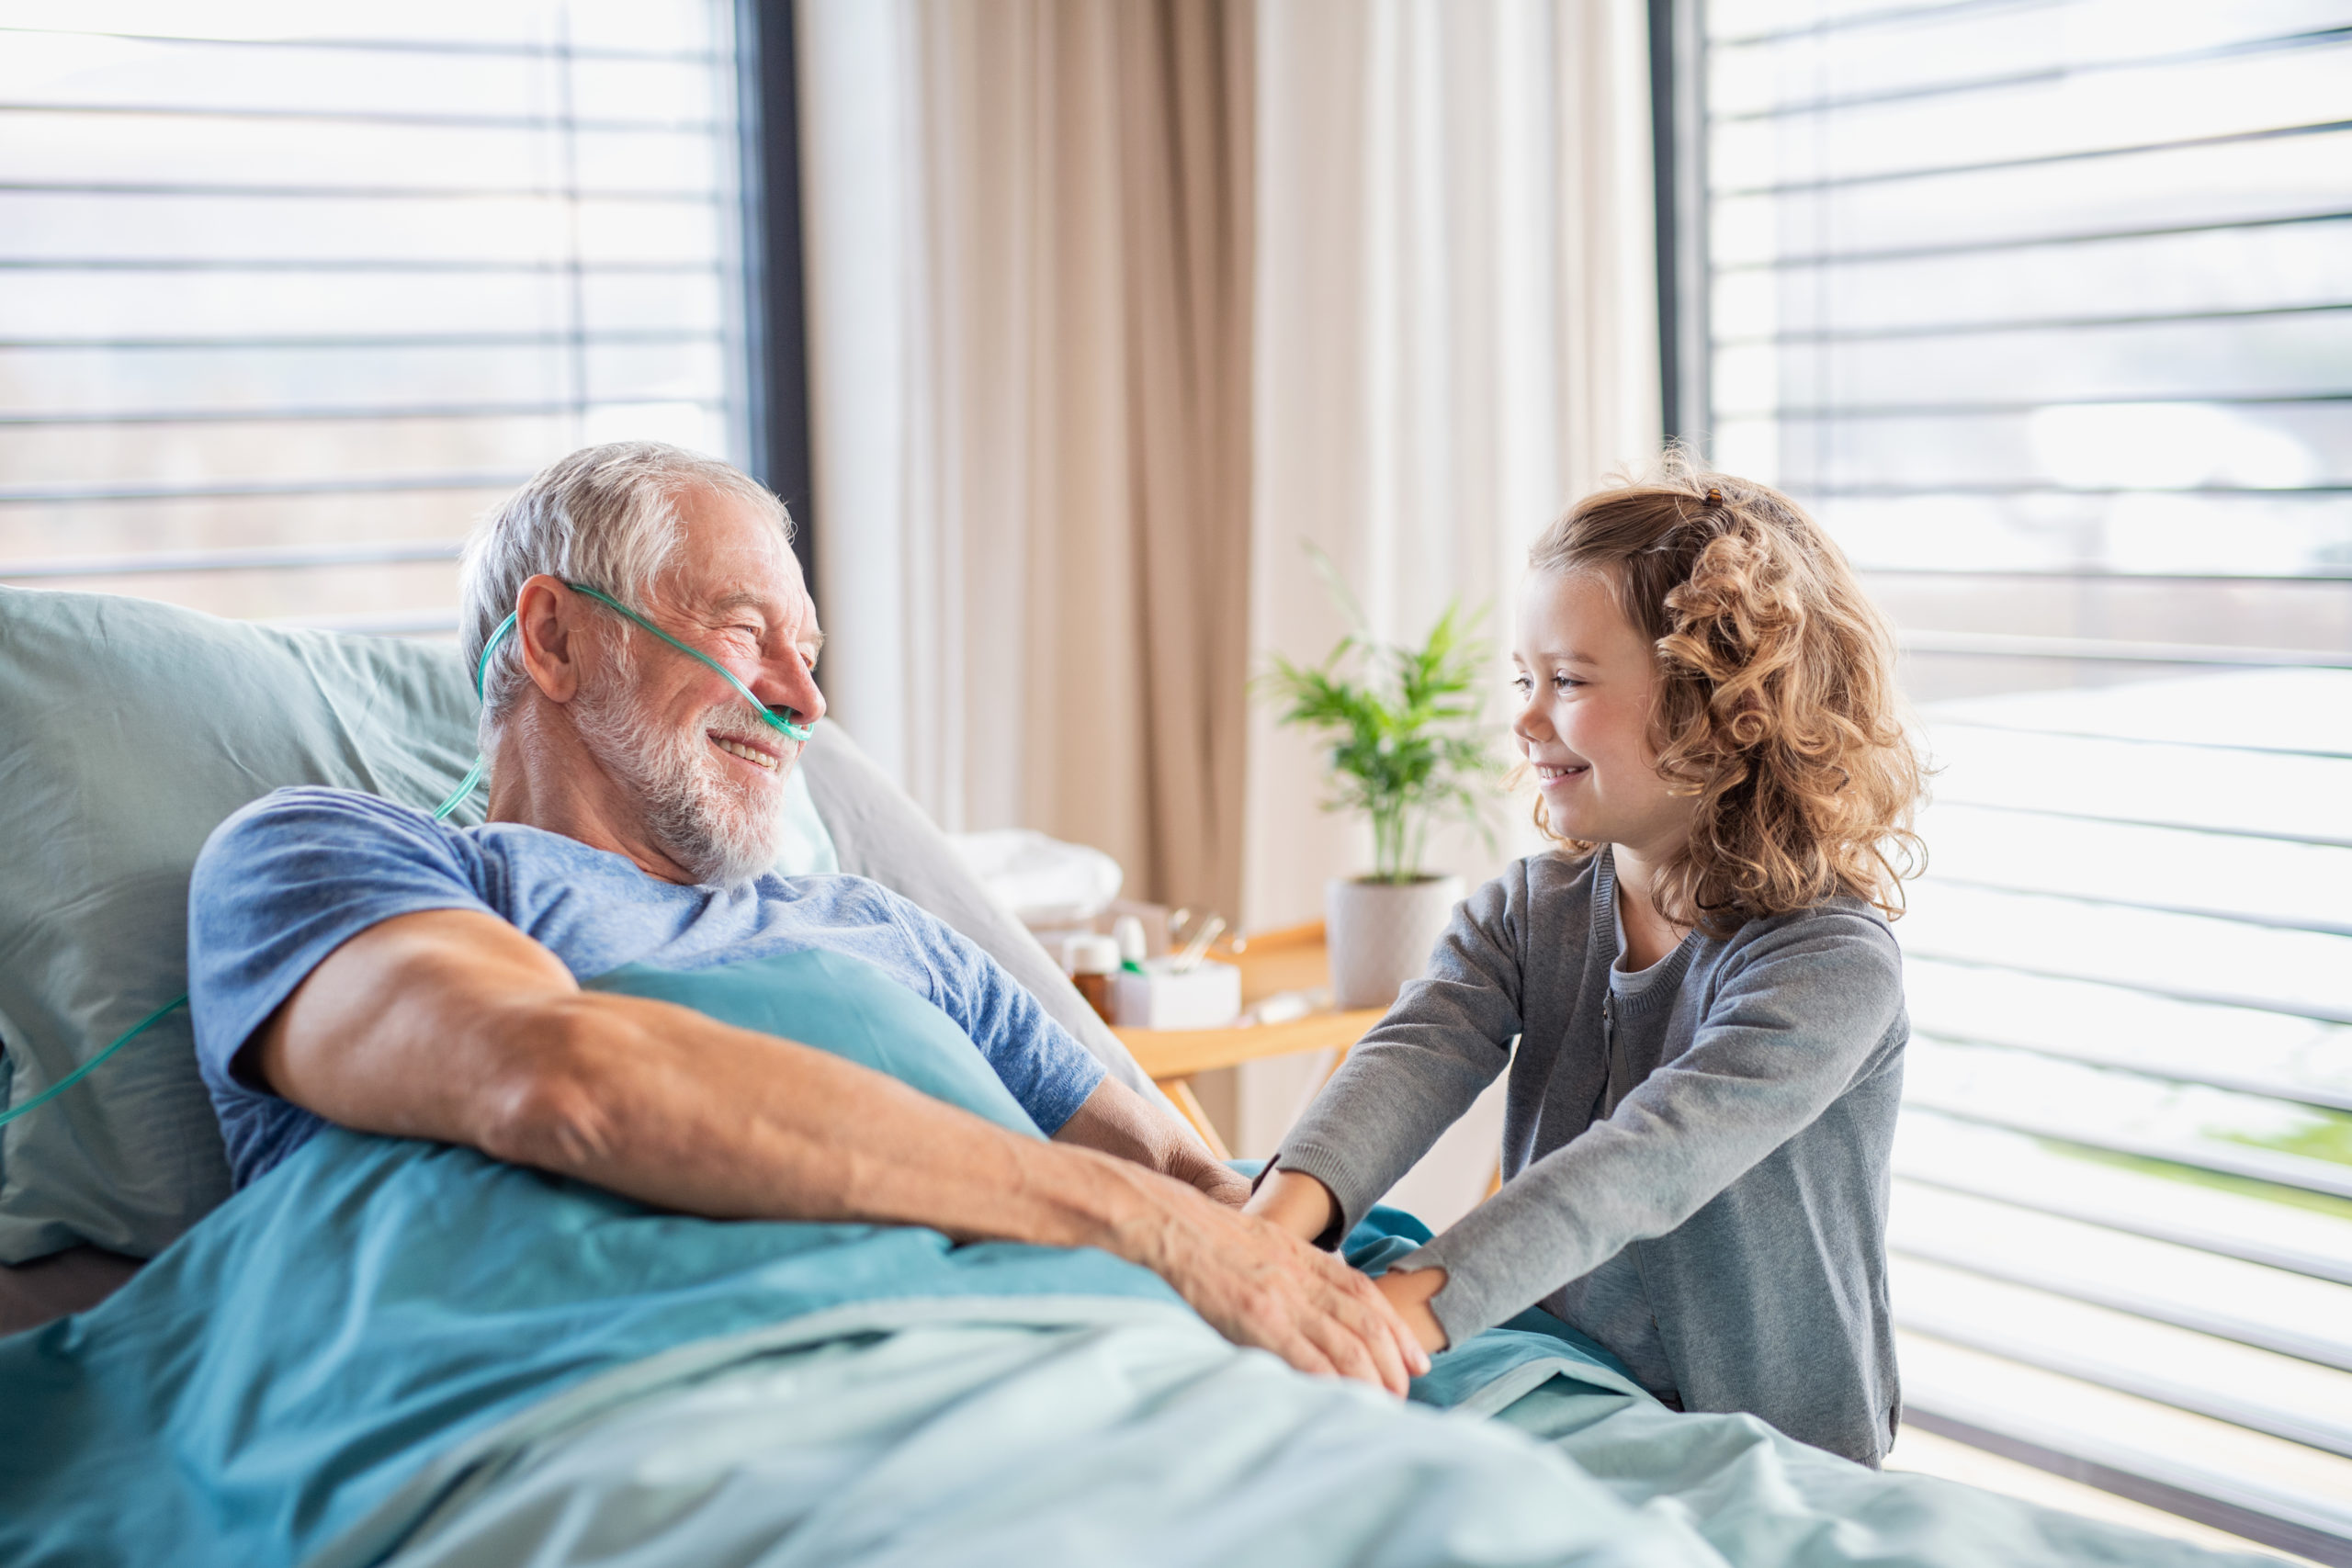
[568,484,826,888]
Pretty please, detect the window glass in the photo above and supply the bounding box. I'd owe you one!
[0,1,749,633]
[1696,0,2352,1531]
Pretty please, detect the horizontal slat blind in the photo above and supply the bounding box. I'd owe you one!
[0,2,751,633]
[1695,2,2352,1559]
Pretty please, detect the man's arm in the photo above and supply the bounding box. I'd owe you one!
[248,908,1421,1390]
[874,890,1244,1202]
[1053,1078,1251,1207]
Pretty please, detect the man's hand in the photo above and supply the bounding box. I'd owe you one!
[1046,1089,1410,1384]
[1186,1161,1252,1208]
[1125,1190,1430,1394]
[1374,1264,1450,1356]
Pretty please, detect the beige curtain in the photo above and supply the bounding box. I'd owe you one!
[1242,0,1663,940]
[798,0,1254,917]
[1232,0,1661,1198]
[804,0,1659,1204]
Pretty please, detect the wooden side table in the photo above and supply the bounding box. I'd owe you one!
[1112,921,1383,1158]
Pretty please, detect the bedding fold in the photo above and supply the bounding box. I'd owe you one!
[1,1127,2276,1568]
[0,1128,1176,1568]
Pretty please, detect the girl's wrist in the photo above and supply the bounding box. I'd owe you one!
[1374,1264,1451,1354]
[1242,1165,1339,1243]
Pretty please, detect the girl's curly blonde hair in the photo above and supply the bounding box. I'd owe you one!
[1525,451,1926,934]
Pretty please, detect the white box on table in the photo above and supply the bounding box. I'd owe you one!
[1112,958,1242,1030]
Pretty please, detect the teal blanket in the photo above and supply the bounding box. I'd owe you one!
[2,1130,2264,1568]
[0,946,2267,1565]
[0,1129,1183,1565]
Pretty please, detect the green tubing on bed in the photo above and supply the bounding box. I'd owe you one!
[0,994,188,1129]
[0,740,490,1133]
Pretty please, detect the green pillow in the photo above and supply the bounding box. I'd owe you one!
[0,586,838,1262]
[584,949,1042,1138]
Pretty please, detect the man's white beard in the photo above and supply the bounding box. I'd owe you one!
[573,671,786,890]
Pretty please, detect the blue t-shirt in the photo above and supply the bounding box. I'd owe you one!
[187,786,1106,1187]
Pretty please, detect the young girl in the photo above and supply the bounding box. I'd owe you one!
[1247,459,1925,1466]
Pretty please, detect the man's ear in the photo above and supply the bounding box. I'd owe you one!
[513,575,585,705]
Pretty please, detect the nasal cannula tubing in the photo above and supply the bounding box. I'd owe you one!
[0,582,809,1130]
[550,582,814,744]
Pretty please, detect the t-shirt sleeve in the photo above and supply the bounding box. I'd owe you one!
[187,786,497,1095]
[877,893,1106,1134]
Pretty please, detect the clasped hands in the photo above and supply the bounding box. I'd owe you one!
[1176,1166,1448,1401]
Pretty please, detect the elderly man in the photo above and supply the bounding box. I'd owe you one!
[187,442,1423,1393]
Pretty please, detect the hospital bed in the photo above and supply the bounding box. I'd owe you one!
[0,586,2280,1566]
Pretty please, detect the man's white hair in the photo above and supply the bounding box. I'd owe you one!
[459,442,791,740]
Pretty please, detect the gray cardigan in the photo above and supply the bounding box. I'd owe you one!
[1276,849,1907,1465]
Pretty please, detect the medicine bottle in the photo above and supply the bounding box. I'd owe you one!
[1061,934,1123,1024]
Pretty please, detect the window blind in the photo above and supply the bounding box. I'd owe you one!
[0,1,754,634]
[1681,2,2352,1559]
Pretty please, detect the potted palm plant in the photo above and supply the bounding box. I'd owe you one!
[1259,576,1498,1010]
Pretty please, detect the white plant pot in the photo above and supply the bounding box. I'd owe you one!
[1325,874,1465,1011]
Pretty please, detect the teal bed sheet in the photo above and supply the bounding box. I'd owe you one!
[354,1305,2276,1568]
[0,1127,1176,1567]
[0,941,2278,1566]
[1,1126,2273,1568]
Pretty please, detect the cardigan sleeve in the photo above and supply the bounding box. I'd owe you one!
[1400,908,1904,1348]
[1272,867,1529,1235]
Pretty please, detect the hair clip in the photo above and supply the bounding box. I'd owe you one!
[1704,487,1724,507]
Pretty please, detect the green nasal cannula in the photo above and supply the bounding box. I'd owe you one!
[0,582,810,1130]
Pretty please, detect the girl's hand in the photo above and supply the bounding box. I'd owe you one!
[1243,1166,1340,1241]
[1374,1265,1451,1356]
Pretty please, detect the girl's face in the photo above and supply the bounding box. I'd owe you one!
[1510,569,1695,861]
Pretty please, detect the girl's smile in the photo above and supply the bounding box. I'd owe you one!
[1510,569,1695,866]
